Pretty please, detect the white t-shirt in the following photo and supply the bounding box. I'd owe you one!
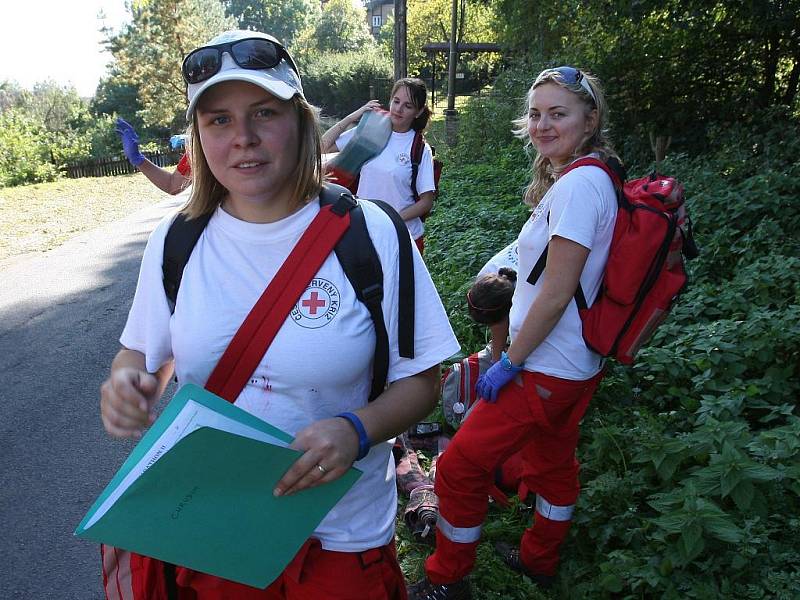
[120,198,460,552]
[336,128,436,241]
[509,159,617,380]
[477,240,519,278]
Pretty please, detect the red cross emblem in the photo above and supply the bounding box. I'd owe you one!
[301,291,327,315]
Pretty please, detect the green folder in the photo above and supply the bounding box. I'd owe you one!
[76,384,362,588]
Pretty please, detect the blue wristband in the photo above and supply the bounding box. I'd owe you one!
[500,351,524,373]
[337,412,370,461]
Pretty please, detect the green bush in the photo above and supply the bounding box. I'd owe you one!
[450,58,539,165]
[302,49,393,118]
[0,82,116,187]
[0,108,59,187]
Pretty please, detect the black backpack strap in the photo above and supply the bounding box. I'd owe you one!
[162,211,212,314]
[320,183,415,402]
[367,198,415,359]
[525,213,588,311]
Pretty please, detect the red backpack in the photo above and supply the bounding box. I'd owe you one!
[528,156,699,365]
[410,131,442,220]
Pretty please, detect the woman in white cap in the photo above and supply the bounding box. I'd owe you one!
[99,30,459,599]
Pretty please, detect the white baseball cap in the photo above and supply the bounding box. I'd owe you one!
[184,30,304,120]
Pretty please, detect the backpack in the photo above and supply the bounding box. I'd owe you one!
[410,131,443,221]
[161,183,416,400]
[528,156,699,365]
[440,345,493,429]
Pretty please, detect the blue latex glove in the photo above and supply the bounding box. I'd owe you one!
[169,134,187,151]
[115,118,145,166]
[475,353,523,403]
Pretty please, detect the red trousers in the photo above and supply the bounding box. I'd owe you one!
[105,538,406,600]
[414,236,424,256]
[425,370,603,583]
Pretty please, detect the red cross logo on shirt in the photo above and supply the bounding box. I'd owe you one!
[292,279,340,329]
[301,291,327,315]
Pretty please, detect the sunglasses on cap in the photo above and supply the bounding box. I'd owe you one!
[181,37,299,85]
[536,66,597,104]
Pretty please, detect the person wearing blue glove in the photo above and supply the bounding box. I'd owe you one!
[473,351,523,403]
[115,117,190,195]
[409,66,619,599]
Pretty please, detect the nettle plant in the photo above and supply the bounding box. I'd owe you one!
[560,123,800,598]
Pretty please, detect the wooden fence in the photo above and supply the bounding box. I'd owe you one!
[65,150,183,179]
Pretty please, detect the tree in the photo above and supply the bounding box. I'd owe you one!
[105,0,237,129]
[92,71,143,125]
[0,108,59,186]
[490,0,800,157]
[23,81,88,134]
[222,0,320,47]
[300,0,374,55]
[0,80,27,113]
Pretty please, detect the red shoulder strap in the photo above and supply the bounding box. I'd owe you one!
[410,131,424,201]
[411,130,424,163]
[562,156,623,188]
[205,202,351,402]
[466,353,481,404]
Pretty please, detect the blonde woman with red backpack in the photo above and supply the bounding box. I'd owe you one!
[408,66,620,600]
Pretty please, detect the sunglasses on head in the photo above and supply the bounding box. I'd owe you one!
[536,66,597,104]
[182,37,299,85]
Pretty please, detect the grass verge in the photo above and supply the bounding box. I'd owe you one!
[0,174,171,262]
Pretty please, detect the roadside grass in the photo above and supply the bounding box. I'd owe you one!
[0,174,171,262]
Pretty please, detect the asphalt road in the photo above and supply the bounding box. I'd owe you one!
[0,196,183,599]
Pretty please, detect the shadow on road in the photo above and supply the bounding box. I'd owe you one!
[0,203,180,599]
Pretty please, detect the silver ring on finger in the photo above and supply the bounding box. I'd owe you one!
[316,463,328,475]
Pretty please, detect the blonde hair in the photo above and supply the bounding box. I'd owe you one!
[512,68,618,207]
[182,95,324,219]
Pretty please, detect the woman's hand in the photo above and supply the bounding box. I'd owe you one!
[100,367,159,438]
[348,99,382,124]
[100,348,172,439]
[115,118,145,167]
[272,365,441,497]
[273,416,360,496]
[476,356,522,403]
[321,99,383,152]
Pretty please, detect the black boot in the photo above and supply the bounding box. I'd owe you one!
[494,541,555,589]
[407,576,472,600]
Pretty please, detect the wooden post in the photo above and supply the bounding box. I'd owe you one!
[393,0,407,80]
[649,131,672,166]
[445,0,459,146]
[430,51,436,110]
